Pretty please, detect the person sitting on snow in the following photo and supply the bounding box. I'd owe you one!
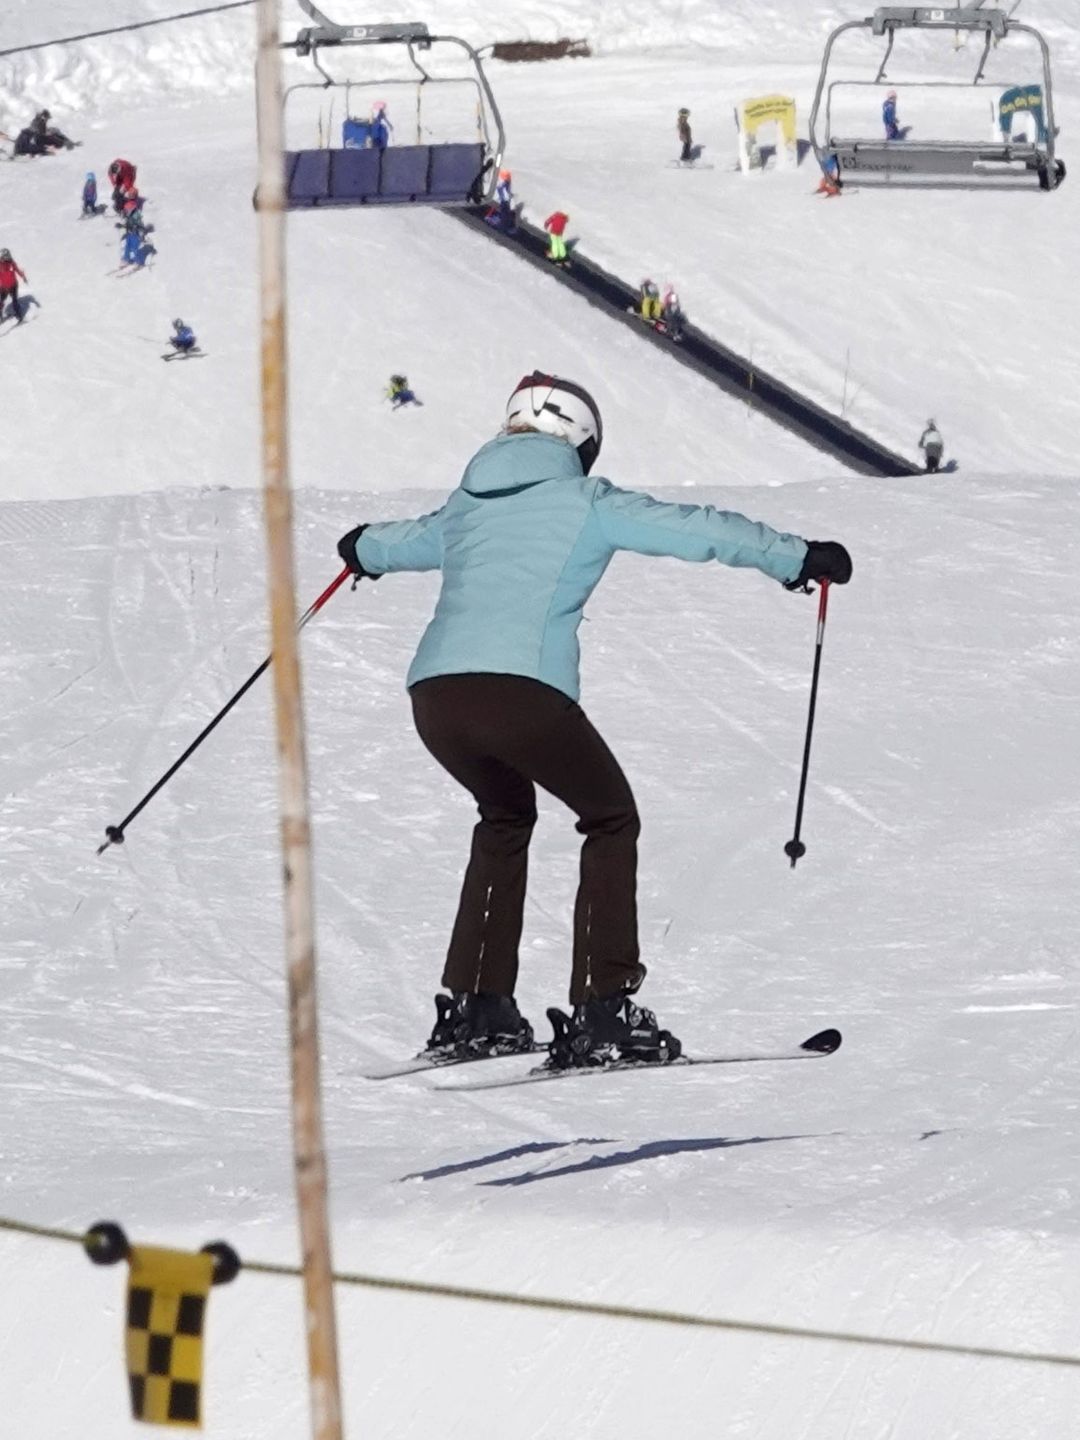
[386,375,422,410]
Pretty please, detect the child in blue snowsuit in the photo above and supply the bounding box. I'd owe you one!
[169,319,197,354]
[386,374,421,409]
[82,173,98,216]
[883,91,901,141]
[122,210,155,266]
[370,102,393,151]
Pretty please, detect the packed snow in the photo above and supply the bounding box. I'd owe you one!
[1,2,1078,1438]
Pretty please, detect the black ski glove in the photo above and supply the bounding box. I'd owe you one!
[784,540,852,593]
[337,524,380,579]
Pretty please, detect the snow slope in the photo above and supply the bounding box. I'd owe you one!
[2,2,1080,1438]
[3,473,1080,1438]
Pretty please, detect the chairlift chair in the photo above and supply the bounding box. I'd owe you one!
[809,6,1065,190]
[277,2,505,209]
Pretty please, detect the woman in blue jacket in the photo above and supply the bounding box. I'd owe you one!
[338,373,851,1070]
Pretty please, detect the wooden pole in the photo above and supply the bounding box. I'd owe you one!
[253,5,345,1439]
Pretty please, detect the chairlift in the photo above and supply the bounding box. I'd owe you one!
[809,6,1065,190]
[278,2,505,209]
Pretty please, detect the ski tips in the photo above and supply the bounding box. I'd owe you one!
[800,1027,842,1055]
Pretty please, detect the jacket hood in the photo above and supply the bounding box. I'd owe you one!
[461,431,584,498]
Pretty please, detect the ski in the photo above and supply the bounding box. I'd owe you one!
[359,1042,547,1081]
[161,348,206,361]
[438,1027,842,1092]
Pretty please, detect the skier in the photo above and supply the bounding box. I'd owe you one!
[386,375,422,409]
[120,209,155,268]
[369,100,394,151]
[883,89,902,141]
[108,159,138,213]
[637,279,663,324]
[918,419,945,474]
[14,109,75,155]
[168,319,197,355]
[677,107,693,163]
[816,153,843,197]
[335,371,852,1070]
[661,286,685,341]
[486,168,516,233]
[81,172,99,217]
[543,210,570,267]
[0,249,28,324]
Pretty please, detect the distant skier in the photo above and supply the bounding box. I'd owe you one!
[386,374,422,409]
[120,209,155,268]
[108,158,138,213]
[919,419,945,474]
[637,279,663,324]
[661,286,685,341]
[335,371,852,1070]
[883,90,902,141]
[369,100,394,151]
[816,154,843,196]
[486,168,517,233]
[0,249,27,324]
[168,319,197,355]
[677,107,693,163]
[543,210,570,266]
[81,172,99,217]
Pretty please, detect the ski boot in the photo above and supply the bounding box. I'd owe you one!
[544,987,682,1072]
[422,991,535,1062]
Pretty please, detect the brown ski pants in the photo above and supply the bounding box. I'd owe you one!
[410,673,641,1005]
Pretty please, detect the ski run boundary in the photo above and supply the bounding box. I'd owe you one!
[1,1212,1076,1374]
[450,207,920,480]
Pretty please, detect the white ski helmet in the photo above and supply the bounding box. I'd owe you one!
[504,371,603,473]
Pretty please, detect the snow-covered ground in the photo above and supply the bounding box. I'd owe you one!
[2,2,1079,1438]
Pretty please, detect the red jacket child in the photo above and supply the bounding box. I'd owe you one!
[0,253,27,289]
[543,210,570,264]
[544,211,568,237]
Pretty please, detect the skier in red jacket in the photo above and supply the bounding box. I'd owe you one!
[543,210,570,266]
[0,249,28,324]
[108,158,137,213]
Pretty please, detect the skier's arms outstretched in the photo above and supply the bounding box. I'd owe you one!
[338,509,445,576]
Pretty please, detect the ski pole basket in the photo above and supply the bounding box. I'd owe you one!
[276,2,505,209]
[809,6,1065,190]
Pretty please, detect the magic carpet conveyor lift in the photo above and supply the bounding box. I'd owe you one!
[277,1,506,209]
[809,5,1066,190]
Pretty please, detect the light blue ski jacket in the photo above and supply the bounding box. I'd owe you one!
[354,432,807,701]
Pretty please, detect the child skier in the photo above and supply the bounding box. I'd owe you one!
[883,90,902,141]
[335,371,852,1070]
[918,419,944,473]
[638,279,663,323]
[386,375,422,409]
[816,153,843,196]
[0,249,27,324]
[677,107,693,163]
[369,100,394,151]
[661,286,685,341]
[543,210,570,266]
[108,158,137,213]
[81,172,99,217]
[120,209,155,268]
[486,168,516,233]
[168,319,197,355]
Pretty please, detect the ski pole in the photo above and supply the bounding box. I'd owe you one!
[97,565,352,856]
[784,579,831,869]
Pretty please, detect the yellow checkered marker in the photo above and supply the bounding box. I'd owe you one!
[85,1222,240,1429]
